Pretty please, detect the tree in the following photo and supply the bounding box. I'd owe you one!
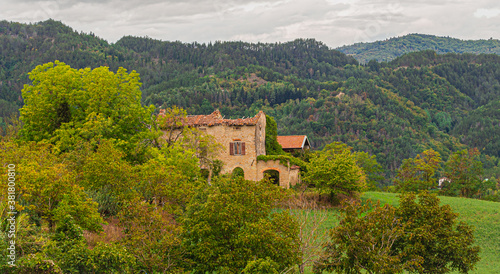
[134,143,204,215]
[395,149,442,192]
[181,176,301,273]
[314,192,480,274]
[394,192,480,273]
[119,200,184,273]
[265,115,285,155]
[303,142,366,200]
[0,141,103,231]
[444,148,484,198]
[355,151,384,190]
[314,200,409,274]
[19,61,157,162]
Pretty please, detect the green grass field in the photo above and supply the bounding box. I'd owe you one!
[305,192,500,273]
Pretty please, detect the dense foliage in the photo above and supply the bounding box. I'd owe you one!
[315,192,481,274]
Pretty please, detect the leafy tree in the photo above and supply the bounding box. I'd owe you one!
[303,142,366,200]
[181,176,301,273]
[315,192,480,274]
[443,148,484,198]
[265,115,285,155]
[0,141,103,231]
[354,151,384,190]
[242,257,280,274]
[81,139,136,203]
[119,200,184,273]
[134,143,204,215]
[314,200,409,274]
[395,149,442,192]
[19,61,156,162]
[394,192,480,273]
[43,215,136,273]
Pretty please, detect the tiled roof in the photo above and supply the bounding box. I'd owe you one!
[276,135,308,149]
[159,109,264,127]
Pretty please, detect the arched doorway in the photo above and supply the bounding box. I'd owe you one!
[232,167,245,179]
[263,169,280,185]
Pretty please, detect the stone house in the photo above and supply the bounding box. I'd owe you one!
[159,109,301,188]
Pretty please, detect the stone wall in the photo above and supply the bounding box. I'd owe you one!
[256,160,301,188]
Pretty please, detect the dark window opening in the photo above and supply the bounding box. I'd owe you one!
[229,141,245,155]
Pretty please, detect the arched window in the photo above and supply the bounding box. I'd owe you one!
[232,167,245,178]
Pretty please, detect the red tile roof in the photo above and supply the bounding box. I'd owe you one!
[276,135,309,149]
[159,109,264,127]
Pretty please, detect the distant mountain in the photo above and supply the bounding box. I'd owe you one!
[337,34,500,63]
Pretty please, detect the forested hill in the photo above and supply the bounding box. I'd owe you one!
[2,19,500,182]
[337,33,500,63]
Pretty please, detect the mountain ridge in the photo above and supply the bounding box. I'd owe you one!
[336,33,500,63]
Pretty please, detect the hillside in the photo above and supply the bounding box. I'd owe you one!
[337,33,500,63]
[1,20,500,184]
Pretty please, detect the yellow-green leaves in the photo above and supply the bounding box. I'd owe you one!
[181,176,301,273]
[20,61,155,162]
[304,142,367,200]
[395,149,442,192]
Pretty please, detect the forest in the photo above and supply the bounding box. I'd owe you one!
[2,19,500,185]
[337,33,500,63]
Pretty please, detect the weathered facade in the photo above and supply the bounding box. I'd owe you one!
[160,110,300,188]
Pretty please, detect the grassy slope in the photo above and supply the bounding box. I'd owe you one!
[359,192,500,273]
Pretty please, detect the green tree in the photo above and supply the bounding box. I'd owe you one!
[355,151,384,190]
[315,192,480,274]
[443,148,484,198]
[19,61,156,162]
[394,192,480,273]
[0,141,103,231]
[119,200,184,273]
[265,115,285,155]
[395,149,442,192]
[134,143,204,215]
[314,200,409,274]
[303,142,366,200]
[181,176,301,273]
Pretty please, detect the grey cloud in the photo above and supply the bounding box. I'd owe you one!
[1,0,500,48]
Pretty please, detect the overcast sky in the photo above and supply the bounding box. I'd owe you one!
[1,0,500,48]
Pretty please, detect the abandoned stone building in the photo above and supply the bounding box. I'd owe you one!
[159,109,302,188]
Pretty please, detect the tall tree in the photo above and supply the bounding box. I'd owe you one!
[19,61,157,162]
[444,148,484,198]
[303,142,366,200]
[395,149,442,192]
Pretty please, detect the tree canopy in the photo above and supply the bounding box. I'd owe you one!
[315,191,481,274]
[19,61,156,161]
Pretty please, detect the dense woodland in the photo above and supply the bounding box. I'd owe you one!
[1,19,500,184]
[337,33,500,63]
[0,20,496,273]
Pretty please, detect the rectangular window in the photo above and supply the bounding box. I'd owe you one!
[230,141,245,155]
